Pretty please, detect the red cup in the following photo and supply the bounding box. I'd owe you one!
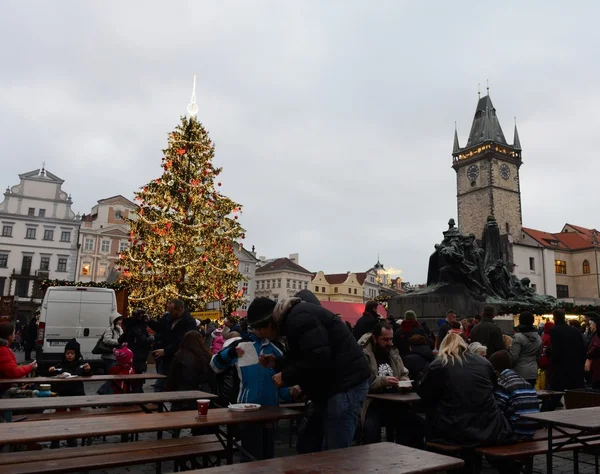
[197,399,210,417]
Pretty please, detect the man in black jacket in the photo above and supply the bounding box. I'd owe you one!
[470,305,505,358]
[353,301,381,340]
[247,293,370,452]
[436,309,456,349]
[546,309,586,410]
[147,299,197,391]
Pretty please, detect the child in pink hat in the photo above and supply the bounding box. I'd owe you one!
[109,343,134,393]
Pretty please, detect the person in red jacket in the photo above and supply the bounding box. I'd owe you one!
[0,322,37,381]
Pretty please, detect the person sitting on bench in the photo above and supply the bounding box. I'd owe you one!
[489,350,540,440]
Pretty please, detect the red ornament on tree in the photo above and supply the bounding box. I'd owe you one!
[177,148,186,155]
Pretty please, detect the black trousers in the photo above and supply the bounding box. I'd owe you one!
[362,401,425,448]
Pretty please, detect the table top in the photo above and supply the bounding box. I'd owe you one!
[0,390,215,412]
[367,392,421,403]
[187,442,464,474]
[0,406,301,444]
[522,406,600,430]
[0,373,166,385]
[535,390,565,399]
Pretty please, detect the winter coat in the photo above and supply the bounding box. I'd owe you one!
[119,318,153,366]
[101,315,123,361]
[393,319,424,358]
[549,322,586,391]
[211,333,225,355]
[147,311,198,366]
[353,312,380,341]
[214,337,241,407]
[586,332,600,384]
[51,359,91,397]
[538,322,554,369]
[437,321,452,349]
[279,300,370,401]
[210,332,290,406]
[417,352,514,447]
[108,363,134,393]
[509,325,542,381]
[24,320,38,347]
[585,329,596,351]
[403,339,435,386]
[0,338,34,380]
[358,333,410,425]
[470,316,505,358]
[167,349,213,409]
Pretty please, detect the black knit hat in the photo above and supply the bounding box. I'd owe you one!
[64,338,82,361]
[247,297,277,328]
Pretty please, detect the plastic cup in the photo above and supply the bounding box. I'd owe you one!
[196,399,210,417]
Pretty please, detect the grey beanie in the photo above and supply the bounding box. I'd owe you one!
[405,310,417,321]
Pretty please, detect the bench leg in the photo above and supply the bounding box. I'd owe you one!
[573,449,579,474]
[524,457,534,474]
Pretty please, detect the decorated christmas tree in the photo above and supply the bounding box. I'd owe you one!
[118,78,246,314]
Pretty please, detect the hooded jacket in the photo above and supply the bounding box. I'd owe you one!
[417,352,515,447]
[52,339,90,396]
[358,332,410,424]
[394,319,425,358]
[509,325,542,381]
[0,338,34,380]
[101,314,123,361]
[276,292,370,400]
[470,316,505,358]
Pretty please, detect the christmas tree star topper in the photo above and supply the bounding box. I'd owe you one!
[187,75,198,117]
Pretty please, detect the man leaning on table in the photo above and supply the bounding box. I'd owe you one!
[359,321,425,447]
[247,291,370,452]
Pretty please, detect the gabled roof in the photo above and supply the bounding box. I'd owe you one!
[237,245,259,263]
[356,272,366,285]
[97,195,138,208]
[19,168,64,184]
[563,224,600,245]
[465,95,508,148]
[522,226,599,251]
[256,257,312,275]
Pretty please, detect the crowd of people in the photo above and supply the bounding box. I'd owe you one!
[2,293,600,471]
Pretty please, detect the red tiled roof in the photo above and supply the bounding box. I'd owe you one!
[522,226,598,251]
[256,257,312,275]
[355,272,367,285]
[564,224,600,246]
[324,273,350,285]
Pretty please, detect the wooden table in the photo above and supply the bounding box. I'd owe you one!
[522,406,600,474]
[0,373,166,385]
[0,390,214,414]
[0,406,301,464]
[367,392,421,403]
[536,389,565,400]
[187,442,465,473]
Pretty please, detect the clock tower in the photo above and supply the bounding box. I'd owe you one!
[452,94,523,241]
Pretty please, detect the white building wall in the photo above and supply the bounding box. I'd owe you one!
[512,243,557,297]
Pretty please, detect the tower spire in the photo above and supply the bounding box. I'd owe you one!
[513,117,522,150]
[453,122,460,153]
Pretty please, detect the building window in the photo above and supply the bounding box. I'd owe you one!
[322,287,326,292]
[28,208,35,216]
[293,280,297,289]
[100,240,110,253]
[256,281,259,290]
[529,257,535,272]
[555,260,567,274]
[40,256,50,271]
[261,281,265,289]
[334,287,338,293]
[0,277,5,296]
[348,288,352,294]
[556,284,569,298]
[84,237,94,250]
[304,281,308,289]
[583,260,591,274]
[57,258,67,272]
[506,223,510,233]
[1,226,12,237]
[0,254,7,268]
[287,279,290,288]
[277,279,281,288]
[39,209,46,217]
[243,263,250,273]
[81,263,91,275]
[354,288,358,295]
[314,286,319,292]
[43,229,54,240]
[97,264,107,277]
[60,231,71,242]
[267,280,271,289]
[25,228,36,239]
[119,241,128,252]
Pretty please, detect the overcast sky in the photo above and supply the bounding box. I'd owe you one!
[1,1,598,283]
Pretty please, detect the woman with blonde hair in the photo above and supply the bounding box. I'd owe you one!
[417,333,514,448]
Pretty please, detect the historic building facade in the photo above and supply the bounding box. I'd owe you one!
[255,256,312,302]
[0,167,80,320]
[233,245,259,311]
[77,195,137,283]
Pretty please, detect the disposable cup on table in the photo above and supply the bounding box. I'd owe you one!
[196,399,210,417]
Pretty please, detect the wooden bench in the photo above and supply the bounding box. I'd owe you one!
[17,405,146,422]
[565,389,600,409]
[1,435,224,474]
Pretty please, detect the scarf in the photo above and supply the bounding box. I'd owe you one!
[273,297,301,322]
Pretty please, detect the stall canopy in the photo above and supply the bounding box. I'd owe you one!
[232,301,387,326]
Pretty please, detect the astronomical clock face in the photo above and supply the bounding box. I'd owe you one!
[467,164,479,181]
[500,163,510,180]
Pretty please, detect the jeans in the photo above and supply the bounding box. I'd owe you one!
[153,358,170,393]
[98,359,116,395]
[240,423,275,462]
[363,400,425,448]
[324,379,369,451]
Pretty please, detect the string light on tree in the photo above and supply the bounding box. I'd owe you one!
[118,77,246,314]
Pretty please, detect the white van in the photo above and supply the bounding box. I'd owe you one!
[36,286,118,370]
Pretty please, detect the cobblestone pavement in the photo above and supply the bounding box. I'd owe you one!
[13,350,599,473]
